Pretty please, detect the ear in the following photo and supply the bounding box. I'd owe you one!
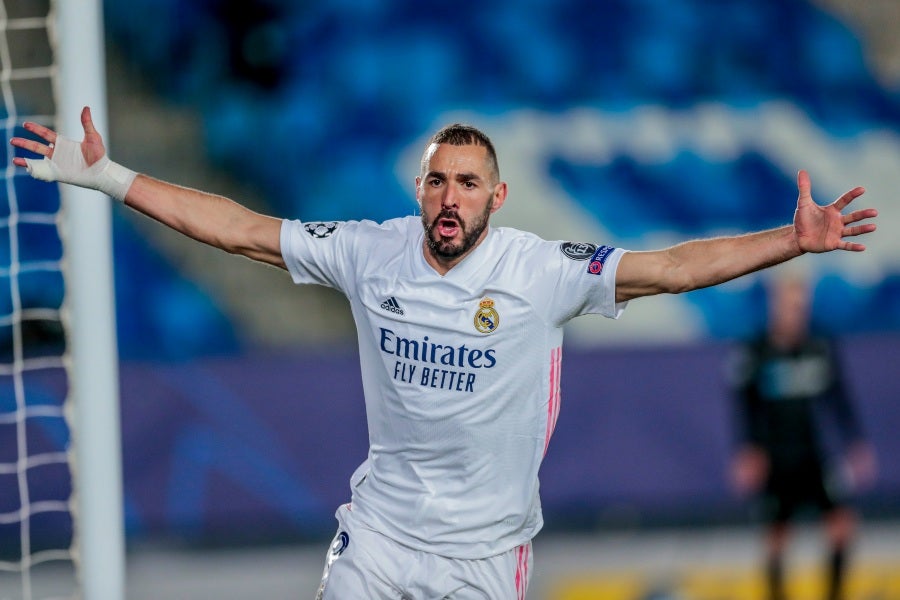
[490,182,507,213]
[415,176,423,205]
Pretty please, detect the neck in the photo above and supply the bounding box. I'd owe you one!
[421,227,490,276]
[422,240,464,275]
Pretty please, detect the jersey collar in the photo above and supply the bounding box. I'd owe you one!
[416,225,496,281]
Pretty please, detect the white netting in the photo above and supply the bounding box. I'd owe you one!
[0,1,77,598]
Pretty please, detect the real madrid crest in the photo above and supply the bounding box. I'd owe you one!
[473,297,500,334]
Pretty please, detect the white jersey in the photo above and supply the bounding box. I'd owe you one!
[281,216,628,559]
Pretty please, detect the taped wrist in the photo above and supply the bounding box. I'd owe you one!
[94,159,137,201]
[24,134,137,201]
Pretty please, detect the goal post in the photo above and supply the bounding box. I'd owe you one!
[54,0,125,598]
[1,0,125,597]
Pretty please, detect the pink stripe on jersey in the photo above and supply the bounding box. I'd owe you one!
[514,542,531,600]
[543,347,562,456]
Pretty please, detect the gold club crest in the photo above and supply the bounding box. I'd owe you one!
[473,297,500,334]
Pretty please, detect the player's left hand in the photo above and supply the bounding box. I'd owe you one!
[793,170,877,253]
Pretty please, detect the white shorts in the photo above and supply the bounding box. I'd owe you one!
[316,504,533,600]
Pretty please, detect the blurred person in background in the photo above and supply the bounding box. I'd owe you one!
[730,274,878,600]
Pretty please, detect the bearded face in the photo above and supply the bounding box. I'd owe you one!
[416,143,506,271]
[422,200,493,260]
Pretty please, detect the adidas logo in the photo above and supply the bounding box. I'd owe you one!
[380,297,405,316]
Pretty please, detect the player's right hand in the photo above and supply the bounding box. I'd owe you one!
[10,106,135,200]
[10,106,106,180]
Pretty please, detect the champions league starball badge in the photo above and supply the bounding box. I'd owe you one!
[304,221,338,238]
[473,298,500,334]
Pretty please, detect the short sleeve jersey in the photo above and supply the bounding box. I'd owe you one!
[281,216,628,559]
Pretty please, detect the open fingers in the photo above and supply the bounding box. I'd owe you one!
[838,239,868,252]
[833,186,866,211]
[842,223,877,238]
[21,121,58,145]
[842,207,878,225]
[10,119,63,167]
[10,136,54,157]
[838,207,877,252]
[10,121,57,165]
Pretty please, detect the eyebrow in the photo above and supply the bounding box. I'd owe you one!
[456,172,482,182]
[425,170,483,183]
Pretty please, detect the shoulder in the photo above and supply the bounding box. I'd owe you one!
[490,226,566,256]
[492,226,546,244]
[349,215,419,239]
[487,228,634,282]
[286,215,416,241]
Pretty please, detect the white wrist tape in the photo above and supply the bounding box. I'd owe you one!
[24,134,137,201]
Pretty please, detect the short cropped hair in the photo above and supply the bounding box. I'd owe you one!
[422,123,500,181]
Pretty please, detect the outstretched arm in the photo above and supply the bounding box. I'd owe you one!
[123,175,284,268]
[10,106,285,269]
[614,170,877,303]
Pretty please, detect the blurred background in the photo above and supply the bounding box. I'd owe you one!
[3,0,900,597]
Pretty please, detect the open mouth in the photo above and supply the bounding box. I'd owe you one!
[436,217,460,238]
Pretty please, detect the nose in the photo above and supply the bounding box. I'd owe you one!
[441,184,458,210]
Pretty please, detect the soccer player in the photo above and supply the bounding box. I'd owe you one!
[730,275,877,600]
[11,107,877,599]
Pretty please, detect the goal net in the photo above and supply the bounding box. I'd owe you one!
[0,0,76,597]
[0,0,123,598]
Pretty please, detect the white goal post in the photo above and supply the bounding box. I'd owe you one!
[54,0,125,598]
[1,0,124,597]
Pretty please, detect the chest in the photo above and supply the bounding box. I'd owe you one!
[354,269,539,341]
[756,353,833,400]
